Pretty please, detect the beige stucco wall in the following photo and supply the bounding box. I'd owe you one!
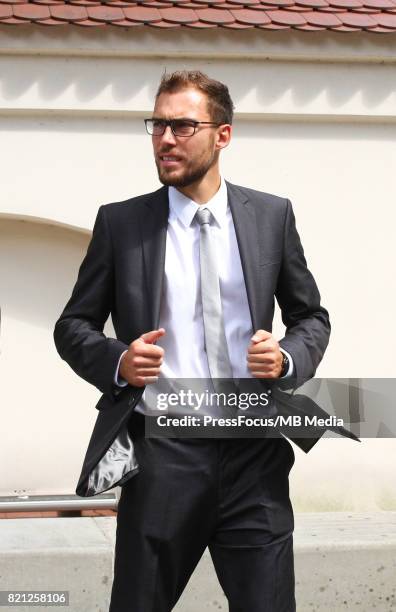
[0,218,94,495]
[0,26,395,508]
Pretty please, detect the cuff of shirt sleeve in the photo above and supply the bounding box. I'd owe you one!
[279,348,294,378]
[114,350,128,387]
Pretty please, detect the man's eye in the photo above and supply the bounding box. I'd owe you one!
[173,121,196,134]
[153,120,165,129]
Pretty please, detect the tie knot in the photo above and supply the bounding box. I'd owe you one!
[196,207,212,227]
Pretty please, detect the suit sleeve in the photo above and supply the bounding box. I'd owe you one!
[53,205,129,397]
[276,199,331,382]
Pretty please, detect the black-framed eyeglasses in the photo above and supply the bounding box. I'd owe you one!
[144,118,221,137]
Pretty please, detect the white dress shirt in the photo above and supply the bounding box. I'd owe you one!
[115,178,293,399]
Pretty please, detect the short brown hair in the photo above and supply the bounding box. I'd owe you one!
[155,70,234,125]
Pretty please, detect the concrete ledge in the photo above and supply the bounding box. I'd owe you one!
[0,516,112,612]
[1,513,395,611]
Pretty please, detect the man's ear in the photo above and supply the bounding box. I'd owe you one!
[215,124,232,151]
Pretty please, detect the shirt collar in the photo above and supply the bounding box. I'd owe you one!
[168,177,228,229]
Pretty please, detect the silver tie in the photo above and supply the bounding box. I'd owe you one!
[196,207,233,381]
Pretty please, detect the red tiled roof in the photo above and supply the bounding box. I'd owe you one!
[1,0,396,31]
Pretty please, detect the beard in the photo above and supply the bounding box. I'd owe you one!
[156,149,218,188]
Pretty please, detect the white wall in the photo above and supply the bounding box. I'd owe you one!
[0,218,96,495]
[0,26,395,508]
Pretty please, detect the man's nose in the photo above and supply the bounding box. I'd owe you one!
[160,125,177,145]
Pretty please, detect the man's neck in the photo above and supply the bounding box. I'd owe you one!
[176,171,221,205]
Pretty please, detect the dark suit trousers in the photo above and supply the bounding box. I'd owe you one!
[109,412,296,612]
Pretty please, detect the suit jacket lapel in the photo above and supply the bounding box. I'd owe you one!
[139,186,169,329]
[226,181,261,332]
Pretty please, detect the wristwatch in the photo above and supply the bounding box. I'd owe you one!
[280,352,289,378]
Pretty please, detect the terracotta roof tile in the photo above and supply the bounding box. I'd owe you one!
[34,0,65,5]
[362,0,396,7]
[284,4,311,9]
[103,1,133,6]
[266,7,307,22]
[196,6,234,20]
[295,0,329,6]
[328,0,362,7]
[331,21,359,26]
[148,17,179,24]
[111,17,141,23]
[256,0,295,6]
[0,4,12,17]
[1,14,29,21]
[294,20,324,25]
[304,9,343,23]
[184,17,218,23]
[232,7,271,21]
[36,16,65,21]
[49,4,88,19]
[0,0,395,31]
[36,17,68,21]
[338,9,376,21]
[227,0,262,5]
[123,4,161,19]
[187,0,225,4]
[376,7,396,19]
[68,0,101,5]
[159,6,198,21]
[353,6,380,11]
[13,2,50,16]
[74,16,106,23]
[222,18,252,23]
[86,4,124,19]
[258,19,290,25]
[141,1,173,6]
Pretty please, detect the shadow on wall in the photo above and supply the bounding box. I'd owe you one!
[0,214,89,329]
[0,55,394,112]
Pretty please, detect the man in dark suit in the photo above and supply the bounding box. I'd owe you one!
[54,71,330,612]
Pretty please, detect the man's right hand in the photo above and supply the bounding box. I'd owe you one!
[119,328,165,387]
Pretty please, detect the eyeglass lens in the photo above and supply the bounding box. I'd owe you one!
[146,120,196,137]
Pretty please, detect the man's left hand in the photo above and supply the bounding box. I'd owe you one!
[247,329,283,378]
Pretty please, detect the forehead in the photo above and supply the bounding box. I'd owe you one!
[153,87,210,120]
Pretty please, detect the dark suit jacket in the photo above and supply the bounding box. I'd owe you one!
[54,181,330,496]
